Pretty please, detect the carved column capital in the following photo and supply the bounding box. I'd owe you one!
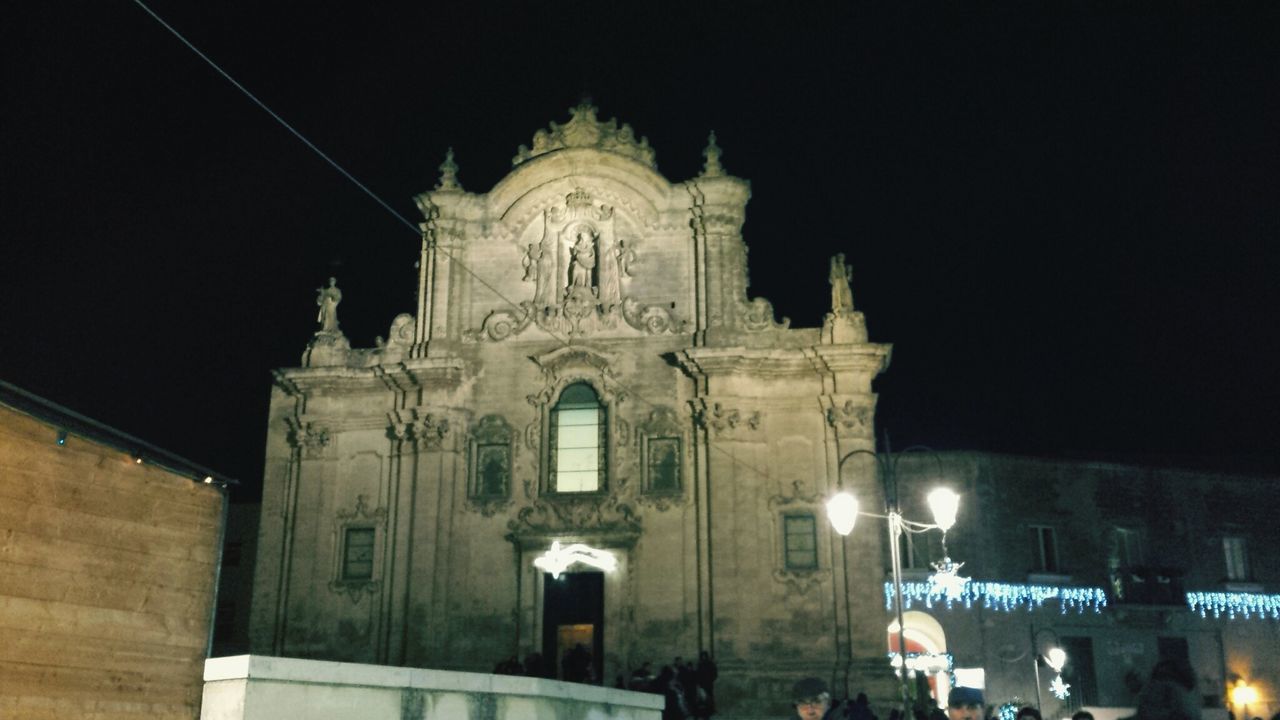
[825,398,873,439]
[691,399,761,440]
[286,417,332,459]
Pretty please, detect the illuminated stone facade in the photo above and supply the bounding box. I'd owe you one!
[249,104,896,714]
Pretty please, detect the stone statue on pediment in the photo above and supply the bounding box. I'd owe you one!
[317,277,342,333]
[829,254,854,316]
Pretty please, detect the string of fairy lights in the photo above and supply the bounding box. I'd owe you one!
[881,580,1280,622]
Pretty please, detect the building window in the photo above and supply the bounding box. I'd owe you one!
[1115,527,1142,567]
[342,527,376,581]
[1029,525,1060,573]
[644,436,681,493]
[900,531,937,570]
[1223,536,1250,581]
[1060,637,1097,705]
[784,514,819,570]
[549,382,604,493]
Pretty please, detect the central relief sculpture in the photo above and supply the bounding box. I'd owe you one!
[479,187,683,340]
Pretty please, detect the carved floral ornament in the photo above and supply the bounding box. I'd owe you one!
[469,187,686,341]
[512,102,656,169]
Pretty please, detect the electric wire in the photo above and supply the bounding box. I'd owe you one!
[132,0,856,492]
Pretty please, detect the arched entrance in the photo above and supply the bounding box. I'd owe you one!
[888,611,951,708]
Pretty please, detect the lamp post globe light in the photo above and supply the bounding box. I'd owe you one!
[825,440,961,715]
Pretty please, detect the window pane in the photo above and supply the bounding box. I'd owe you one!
[1224,537,1248,581]
[558,448,599,472]
[553,385,603,493]
[1042,528,1058,572]
[557,424,599,449]
[784,515,818,570]
[343,527,375,581]
[557,470,598,492]
[557,408,599,426]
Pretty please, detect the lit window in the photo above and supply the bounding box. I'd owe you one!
[1029,525,1060,573]
[1223,536,1250,582]
[550,383,603,493]
[342,527,375,581]
[784,514,818,570]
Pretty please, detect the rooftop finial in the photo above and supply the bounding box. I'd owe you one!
[701,131,724,177]
[436,147,461,191]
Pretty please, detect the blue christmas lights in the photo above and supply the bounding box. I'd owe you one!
[886,580,1108,614]
[1186,591,1280,621]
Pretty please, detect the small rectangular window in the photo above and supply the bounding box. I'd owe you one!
[342,527,376,581]
[784,515,818,570]
[1223,536,1250,581]
[645,436,681,493]
[1029,525,1060,573]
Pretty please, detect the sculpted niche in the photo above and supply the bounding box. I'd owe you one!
[473,187,686,340]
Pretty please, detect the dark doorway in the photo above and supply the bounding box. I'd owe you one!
[543,571,604,683]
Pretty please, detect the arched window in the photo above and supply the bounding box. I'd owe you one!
[550,382,604,493]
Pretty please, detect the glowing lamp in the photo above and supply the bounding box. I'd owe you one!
[1044,647,1067,672]
[533,541,617,579]
[826,492,859,536]
[927,488,960,531]
[1231,684,1258,706]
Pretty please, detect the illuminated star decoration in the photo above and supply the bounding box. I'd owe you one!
[929,557,970,599]
[1049,675,1071,700]
[533,541,618,579]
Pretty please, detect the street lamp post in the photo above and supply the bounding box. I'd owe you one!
[1031,626,1069,713]
[826,441,960,716]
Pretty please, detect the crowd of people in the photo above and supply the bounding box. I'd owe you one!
[493,650,1277,720]
[789,657,1280,720]
[492,649,719,719]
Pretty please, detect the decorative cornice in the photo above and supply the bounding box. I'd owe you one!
[505,494,643,549]
[512,103,656,169]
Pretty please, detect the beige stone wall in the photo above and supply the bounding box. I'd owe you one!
[0,403,224,720]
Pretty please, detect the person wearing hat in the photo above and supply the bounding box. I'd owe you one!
[947,686,985,720]
[792,677,835,720]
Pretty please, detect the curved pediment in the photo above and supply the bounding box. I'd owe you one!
[489,148,672,229]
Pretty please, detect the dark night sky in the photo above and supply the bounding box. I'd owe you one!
[3,2,1278,498]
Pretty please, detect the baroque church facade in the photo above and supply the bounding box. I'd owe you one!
[250,104,898,711]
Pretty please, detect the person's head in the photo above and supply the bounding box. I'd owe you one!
[1016,707,1042,720]
[947,686,985,720]
[793,677,831,720]
[1073,711,1095,720]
